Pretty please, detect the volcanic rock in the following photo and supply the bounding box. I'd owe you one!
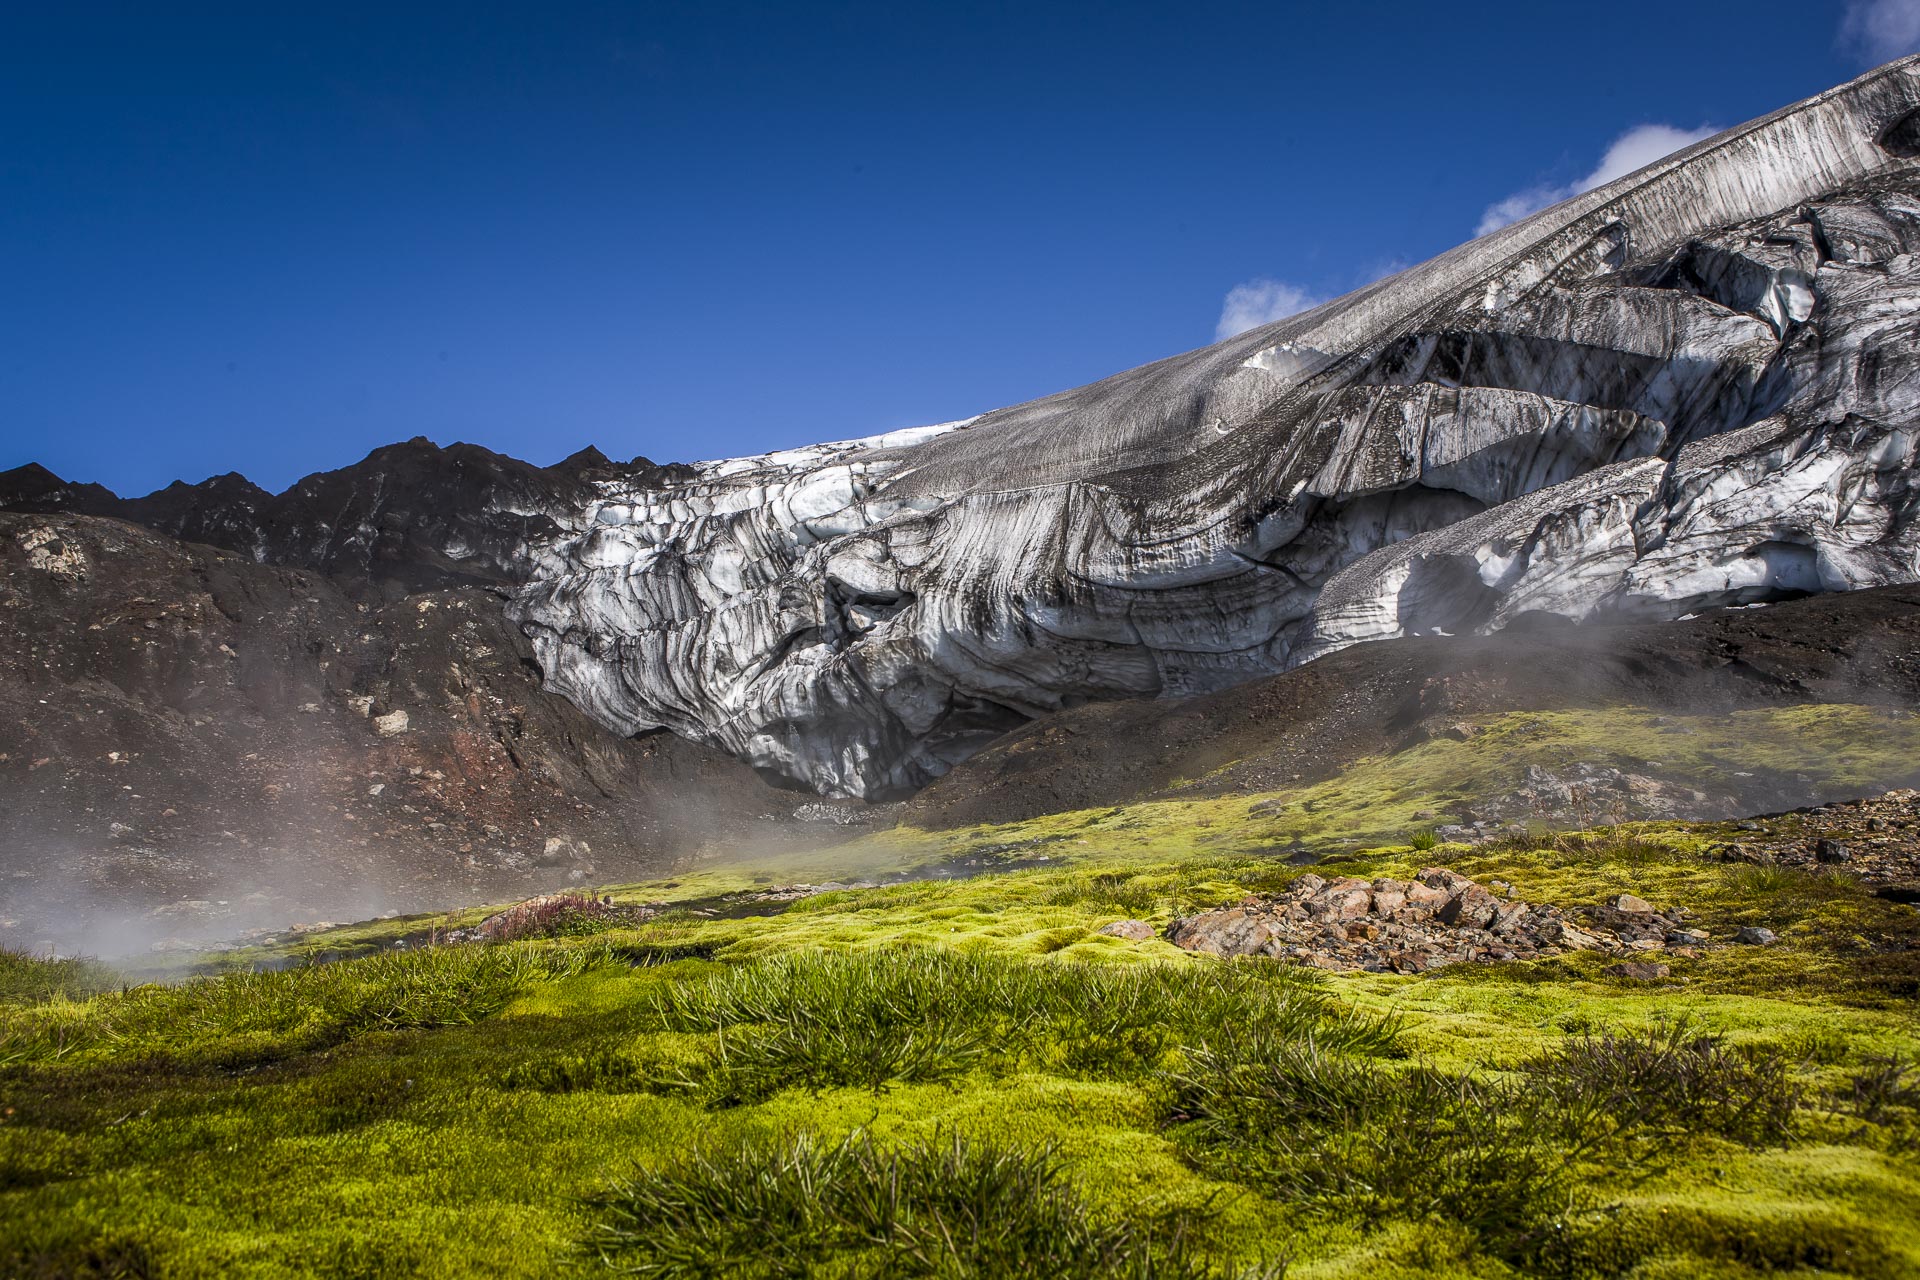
[0,513,804,954]
[1165,871,1684,972]
[1604,961,1673,981]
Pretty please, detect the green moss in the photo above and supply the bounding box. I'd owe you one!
[0,950,120,1006]
[4,702,1919,1276]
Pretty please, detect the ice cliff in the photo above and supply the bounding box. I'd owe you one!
[512,57,1920,798]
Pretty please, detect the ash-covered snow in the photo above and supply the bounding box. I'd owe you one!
[512,57,1920,798]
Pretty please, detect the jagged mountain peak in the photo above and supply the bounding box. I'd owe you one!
[0,462,121,514]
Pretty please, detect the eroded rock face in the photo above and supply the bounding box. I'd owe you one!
[513,59,1920,797]
[0,512,799,954]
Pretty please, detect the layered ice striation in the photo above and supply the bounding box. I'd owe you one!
[514,57,1920,797]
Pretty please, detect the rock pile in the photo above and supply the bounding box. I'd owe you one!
[1164,869,1708,973]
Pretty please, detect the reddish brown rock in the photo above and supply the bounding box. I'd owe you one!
[1439,885,1500,929]
[1167,907,1275,957]
[1604,960,1673,981]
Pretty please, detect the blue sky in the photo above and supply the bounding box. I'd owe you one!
[3,1,1916,496]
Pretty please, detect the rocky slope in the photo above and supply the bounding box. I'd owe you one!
[0,511,805,956]
[902,585,1920,829]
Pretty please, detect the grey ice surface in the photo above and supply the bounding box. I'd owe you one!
[513,57,1920,797]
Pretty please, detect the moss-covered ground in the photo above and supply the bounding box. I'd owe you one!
[3,703,1918,1277]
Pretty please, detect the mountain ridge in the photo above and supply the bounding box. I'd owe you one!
[9,58,1920,804]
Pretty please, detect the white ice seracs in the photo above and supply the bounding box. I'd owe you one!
[513,57,1920,797]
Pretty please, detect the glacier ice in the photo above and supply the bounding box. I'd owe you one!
[513,57,1920,798]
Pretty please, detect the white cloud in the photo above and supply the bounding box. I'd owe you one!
[1584,123,1721,187]
[1840,0,1920,64]
[1474,122,1719,237]
[1214,279,1322,341]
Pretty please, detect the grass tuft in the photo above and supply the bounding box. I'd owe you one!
[648,949,1396,1105]
[0,940,614,1068]
[1844,1054,1919,1135]
[1522,1021,1802,1148]
[585,1129,1234,1279]
[1169,1021,1808,1272]
[475,892,629,943]
[0,950,119,1007]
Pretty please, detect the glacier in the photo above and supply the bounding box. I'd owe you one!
[512,56,1920,798]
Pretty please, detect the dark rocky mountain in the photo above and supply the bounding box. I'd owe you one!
[0,438,693,595]
[0,510,810,955]
[0,462,120,515]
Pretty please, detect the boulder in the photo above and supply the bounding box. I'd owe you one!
[1167,907,1274,958]
[1538,919,1606,950]
[1490,901,1530,934]
[1400,881,1452,916]
[1369,878,1408,915]
[1304,878,1373,921]
[1604,961,1672,981]
[1439,886,1500,929]
[1418,868,1474,893]
[537,835,592,868]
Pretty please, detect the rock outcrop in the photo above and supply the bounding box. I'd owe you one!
[0,512,800,955]
[1165,870,1702,973]
[511,58,1920,797]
